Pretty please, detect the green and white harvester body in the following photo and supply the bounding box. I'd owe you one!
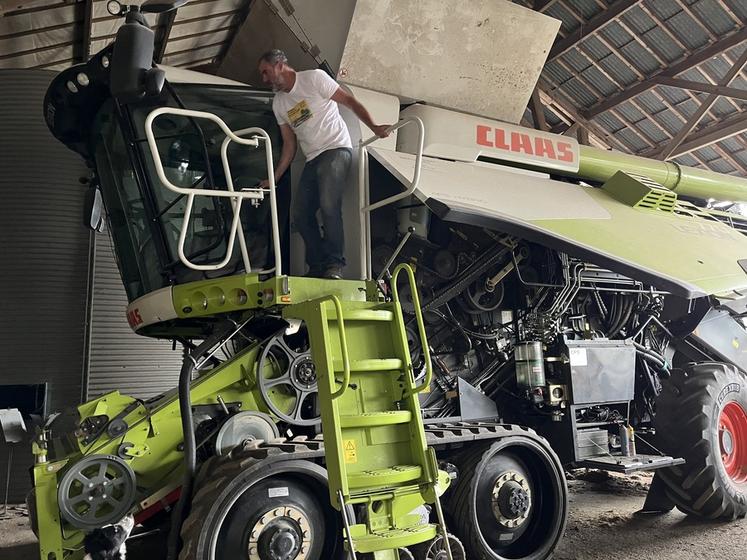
[29,2,747,560]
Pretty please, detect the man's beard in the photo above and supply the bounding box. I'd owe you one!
[271,75,286,92]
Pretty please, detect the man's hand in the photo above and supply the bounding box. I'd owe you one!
[258,179,270,189]
[371,124,392,139]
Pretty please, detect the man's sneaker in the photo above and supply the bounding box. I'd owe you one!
[323,265,343,280]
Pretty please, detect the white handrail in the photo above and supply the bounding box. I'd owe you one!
[220,127,282,276]
[144,107,280,275]
[360,117,425,212]
[358,117,425,279]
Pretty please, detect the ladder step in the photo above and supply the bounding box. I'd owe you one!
[333,358,403,372]
[340,410,412,428]
[351,524,438,553]
[326,307,394,322]
[348,465,422,489]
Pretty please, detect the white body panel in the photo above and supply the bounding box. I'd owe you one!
[368,147,608,222]
[397,104,581,174]
[126,287,177,332]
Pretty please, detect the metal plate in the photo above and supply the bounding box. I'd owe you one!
[0,409,26,444]
[578,454,685,474]
[338,0,560,123]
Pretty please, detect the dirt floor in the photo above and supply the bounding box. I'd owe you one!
[2,471,746,559]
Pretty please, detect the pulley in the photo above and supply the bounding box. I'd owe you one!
[57,454,137,530]
[257,332,321,426]
[214,411,280,455]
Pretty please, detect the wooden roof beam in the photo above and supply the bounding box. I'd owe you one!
[583,27,747,119]
[547,0,642,62]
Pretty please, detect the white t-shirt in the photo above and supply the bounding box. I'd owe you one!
[272,69,352,161]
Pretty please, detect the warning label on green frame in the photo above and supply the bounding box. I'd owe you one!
[344,439,357,464]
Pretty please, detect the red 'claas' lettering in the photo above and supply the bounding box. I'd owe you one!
[127,308,143,328]
[475,124,575,164]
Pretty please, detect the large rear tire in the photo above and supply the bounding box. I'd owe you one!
[655,362,747,520]
[444,427,567,560]
[179,454,342,560]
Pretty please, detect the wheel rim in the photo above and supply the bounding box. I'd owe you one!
[247,505,311,560]
[719,401,747,484]
[204,464,341,560]
[464,440,566,560]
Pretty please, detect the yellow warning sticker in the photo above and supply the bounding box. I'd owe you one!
[344,439,357,464]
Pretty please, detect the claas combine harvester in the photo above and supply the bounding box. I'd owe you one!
[28,1,747,560]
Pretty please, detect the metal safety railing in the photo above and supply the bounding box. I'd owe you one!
[144,107,282,276]
[358,117,425,280]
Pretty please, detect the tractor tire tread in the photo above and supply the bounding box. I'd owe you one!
[655,363,747,521]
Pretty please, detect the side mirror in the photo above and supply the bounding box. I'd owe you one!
[84,186,106,232]
[110,9,161,103]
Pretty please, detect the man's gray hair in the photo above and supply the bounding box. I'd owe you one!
[259,49,288,65]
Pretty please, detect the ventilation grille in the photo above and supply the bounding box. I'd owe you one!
[601,171,677,212]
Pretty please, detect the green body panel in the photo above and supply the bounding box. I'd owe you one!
[33,459,75,560]
[423,169,747,297]
[530,172,747,297]
[575,145,747,202]
[172,273,369,321]
[284,265,446,554]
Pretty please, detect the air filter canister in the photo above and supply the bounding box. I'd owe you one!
[515,341,546,388]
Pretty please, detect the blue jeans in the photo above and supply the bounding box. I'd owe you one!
[293,147,352,270]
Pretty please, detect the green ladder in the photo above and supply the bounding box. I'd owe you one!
[286,265,452,560]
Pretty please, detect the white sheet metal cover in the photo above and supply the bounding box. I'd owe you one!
[397,104,581,174]
[368,148,607,222]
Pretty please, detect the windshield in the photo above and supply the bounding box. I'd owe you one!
[92,84,281,301]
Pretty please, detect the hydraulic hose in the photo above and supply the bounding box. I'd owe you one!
[166,347,197,560]
[633,341,669,374]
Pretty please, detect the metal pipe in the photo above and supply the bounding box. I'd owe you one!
[574,145,747,202]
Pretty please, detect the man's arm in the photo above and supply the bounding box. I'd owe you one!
[261,123,296,187]
[274,123,297,181]
[331,87,391,139]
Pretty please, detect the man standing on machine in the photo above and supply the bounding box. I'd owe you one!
[258,49,390,279]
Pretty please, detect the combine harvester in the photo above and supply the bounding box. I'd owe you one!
[31,1,747,559]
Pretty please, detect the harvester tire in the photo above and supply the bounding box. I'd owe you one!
[179,453,341,560]
[444,427,567,560]
[655,362,747,520]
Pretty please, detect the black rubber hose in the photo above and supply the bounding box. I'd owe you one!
[166,349,197,560]
[633,341,668,373]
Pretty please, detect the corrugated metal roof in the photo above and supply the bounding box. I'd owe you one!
[517,0,747,178]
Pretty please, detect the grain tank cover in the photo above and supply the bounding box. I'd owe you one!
[338,0,560,124]
[397,104,581,174]
[368,148,747,298]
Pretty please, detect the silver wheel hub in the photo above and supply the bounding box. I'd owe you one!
[247,506,311,560]
[491,471,532,529]
[721,428,734,456]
